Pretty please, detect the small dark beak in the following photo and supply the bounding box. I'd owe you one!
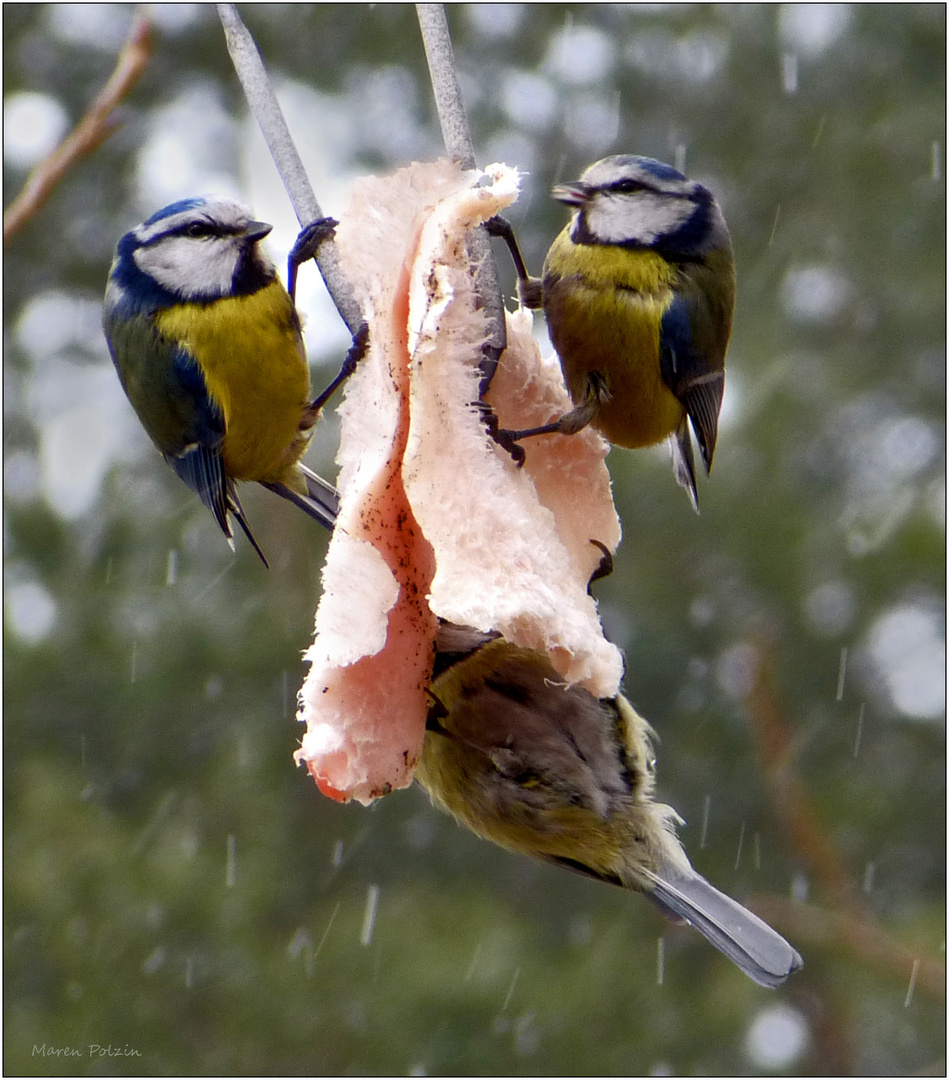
[244,220,273,242]
[551,182,592,207]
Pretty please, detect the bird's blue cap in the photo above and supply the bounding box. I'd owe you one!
[142,197,207,228]
[613,155,688,184]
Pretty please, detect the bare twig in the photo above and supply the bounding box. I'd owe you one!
[216,3,363,335]
[3,8,152,244]
[415,3,507,381]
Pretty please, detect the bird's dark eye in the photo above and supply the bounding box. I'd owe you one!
[184,221,212,238]
[611,179,644,195]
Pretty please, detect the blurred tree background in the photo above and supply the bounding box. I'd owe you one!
[4,4,944,1075]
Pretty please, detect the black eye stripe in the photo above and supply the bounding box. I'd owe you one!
[608,179,647,194]
[180,220,235,239]
[142,220,241,245]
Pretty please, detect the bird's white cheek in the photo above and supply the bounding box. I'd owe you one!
[587,193,692,246]
[134,237,238,300]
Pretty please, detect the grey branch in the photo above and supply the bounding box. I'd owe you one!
[216,4,363,334]
[416,4,476,169]
[415,4,507,374]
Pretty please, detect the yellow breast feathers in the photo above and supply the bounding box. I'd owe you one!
[155,281,312,483]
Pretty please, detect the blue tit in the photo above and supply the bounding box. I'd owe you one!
[495,156,735,509]
[103,196,348,566]
[418,623,802,988]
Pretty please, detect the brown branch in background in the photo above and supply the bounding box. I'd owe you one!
[804,984,854,1079]
[752,895,945,1002]
[3,8,152,244]
[746,641,945,1001]
[747,640,865,910]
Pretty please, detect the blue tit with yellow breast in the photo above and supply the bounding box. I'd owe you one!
[497,156,735,509]
[103,196,349,566]
[417,622,803,988]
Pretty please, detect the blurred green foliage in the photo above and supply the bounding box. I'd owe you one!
[4,4,944,1075]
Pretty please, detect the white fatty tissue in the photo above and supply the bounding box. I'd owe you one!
[296,160,622,805]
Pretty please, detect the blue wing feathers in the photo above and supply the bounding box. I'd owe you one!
[105,286,332,565]
[658,294,723,470]
[167,444,230,534]
[104,308,264,554]
[658,295,693,390]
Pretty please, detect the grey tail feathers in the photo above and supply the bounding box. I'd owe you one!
[669,420,700,513]
[647,859,803,989]
[260,463,340,532]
